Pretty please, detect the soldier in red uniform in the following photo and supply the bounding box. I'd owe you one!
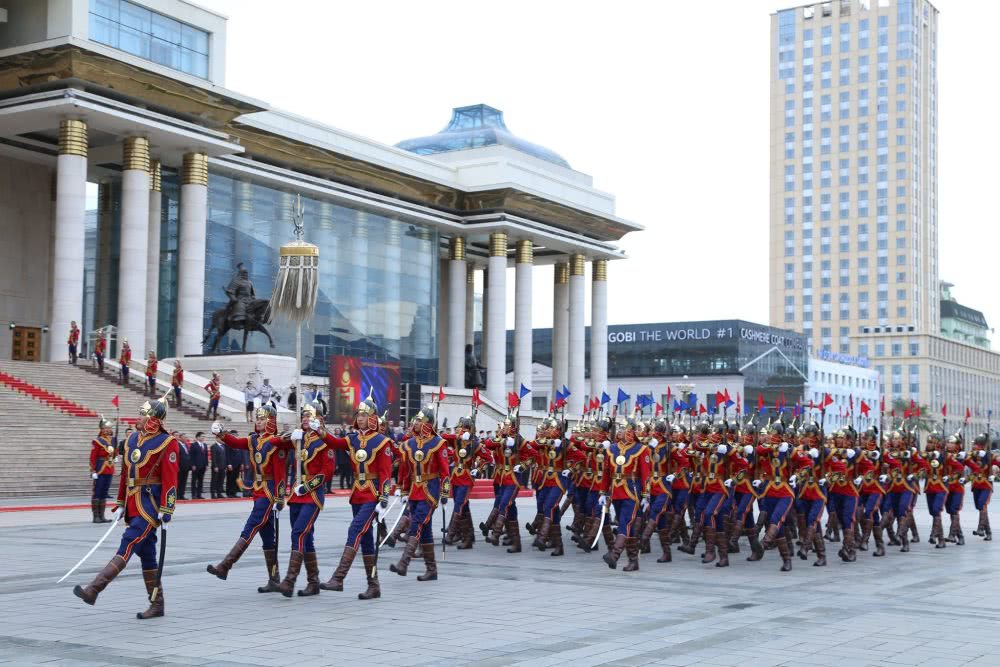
[730,422,760,559]
[523,416,571,556]
[968,433,995,541]
[695,421,734,567]
[89,417,118,523]
[915,429,949,548]
[442,416,490,549]
[170,362,184,407]
[145,351,158,396]
[667,422,692,549]
[641,417,674,563]
[206,405,287,591]
[274,403,334,597]
[316,394,394,599]
[789,422,827,566]
[755,421,795,572]
[118,339,132,385]
[856,427,886,553]
[679,422,708,558]
[204,373,221,420]
[390,405,450,580]
[824,428,860,563]
[875,429,920,553]
[577,416,615,553]
[74,394,179,619]
[93,330,107,373]
[943,434,968,545]
[67,321,80,364]
[482,410,529,552]
[599,416,651,571]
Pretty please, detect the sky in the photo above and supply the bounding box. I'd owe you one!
[194,0,999,344]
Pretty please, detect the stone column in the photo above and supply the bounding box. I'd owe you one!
[384,219,402,356]
[176,152,208,357]
[117,138,150,356]
[567,253,586,414]
[49,119,88,361]
[481,267,489,363]
[438,255,449,384]
[94,182,113,329]
[590,259,608,401]
[145,160,162,353]
[465,263,475,347]
[552,261,569,401]
[447,236,467,389]
[485,232,507,403]
[514,240,533,400]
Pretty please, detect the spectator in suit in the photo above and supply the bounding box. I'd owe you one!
[189,432,208,499]
[176,433,192,500]
[225,435,242,497]
[210,437,227,499]
[335,447,352,490]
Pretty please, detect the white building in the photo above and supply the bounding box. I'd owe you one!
[807,352,880,431]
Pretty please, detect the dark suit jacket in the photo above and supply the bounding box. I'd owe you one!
[190,441,208,468]
[210,442,227,470]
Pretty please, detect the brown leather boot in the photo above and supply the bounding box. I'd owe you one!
[505,520,522,553]
[603,533,627,569]
[258,549,280,592]
[725,516,740,553]
[798,526,813,560]
[813,527,827,566]
[933,515,946,548]
[319,546,356,591]
[826,512,841,542]
[136,569,164,619]
[777,534,793,572]
[487,512,505,546]
[746,528,764,561]
[297,552,320,596]
[601,522,615,550]
[417,544,438,581]
[898,515,911,553]
[678,522,702,555]
[982,509,992,541]
[794,512,807,547]
[549,520,564,556]
[91,499,100,523]
[480,508,499,538]
[207,537,250,580]
[701,526,717,564]
[578,516,595,551]
[445,512,460,544]
[458,512,475,549]
[656,528,672,563]
[526,512,543,536]
[859,516,872,551]
[622,537,640,571]
[785,510,799,543]
[278,550,304,597]
[761,523,781,551]
[533,517,552,551]
[715,529,729,567]
[872,517,887,557]
[674,513,690,546]
[386,514,410,548]
[390,536,419,576]
[640,520,657,555]
[74,555,125,605]
[886,515,900,545]
[358,555,380,599]
[909,515,920,543]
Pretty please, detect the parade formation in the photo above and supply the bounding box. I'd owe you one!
[67,383,998,619]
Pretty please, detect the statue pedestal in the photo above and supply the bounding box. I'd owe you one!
[179,353,298,409]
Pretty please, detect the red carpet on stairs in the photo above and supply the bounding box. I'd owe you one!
[0,371,98,418]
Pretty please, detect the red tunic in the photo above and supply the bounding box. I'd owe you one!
[969,450,995,491]
[68,327,80,345]
[824,450,858,497]
[755,445,794,498]
[884,450,918,494]
[728,449,754,494]
[321,431,394,504]
[647,435,671,497]
[273,432,334,507]
[204,379,221,401]
[171,369,183,387]
[396,435,450,503]
[146,359,157,379]
[89,436,116,475]
[791,450,826,500]
[94,337,106,356]
[482,437,528,487]
[218,432,288,502]
[119,347,131,366]
[914,451,948,494]
[603,442,651,501]
[116,430,179,523]
[944,455,967,494]
[856,451,884,495]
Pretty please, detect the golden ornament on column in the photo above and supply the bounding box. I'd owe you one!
[593,259,607,281]
[555,261,569,284]
[489,232,508,257]
[181,152,208,186]
[450,236,466,261]
[570,253,586,276]
[149,160,162,192]
[122,137,150,172]
[58,119,88,157]
[516,239,533,264]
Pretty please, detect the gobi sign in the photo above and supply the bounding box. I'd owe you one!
[606,321,805,352]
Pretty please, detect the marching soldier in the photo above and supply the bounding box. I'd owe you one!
[204,373,222,420]
[442,415,490,550]
[145,351,158,396]
[641,416,674,563]
[118,338,131,385]
[969,433,995,541]
[390,405,450,580]
[667,422,693,550]
[875,429,919,553]
[316,394,394,600]
[824,428,859,563]
[274,403,335,597]
[74,393,179,619]
[754,421,795,572]
[482,410,529,552]
[170,362,184,407]
[524,416,570,556]
[599,416,651,571]
[94,330,107,373]
[694,421,733,567]
[89,417,118,523]
[943,434,968,545]
[577,415,615,553]
[67,321,80,364]
[856,427,885,554]
[206,405,287,592]
[916,429,949,548]
[730,422,761,559]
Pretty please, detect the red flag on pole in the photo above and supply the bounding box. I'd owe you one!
[472,388,483,407]
[880,396,885,414]
[941,403,947,417]
[757,393,765,412]
[716,390,725,406]
[111,395,119,408]
[965,407,972,422]
[860,400,870,417]
[808,399,814,410]
[666,386,672,404]
[904,408,912,419]
[698,403,707,415]
[849,394,854,412]
[737,392,741,414]
[655,403,663,416]
[438,386,446,402]
[507,392,519,409]
[822,393,834,408]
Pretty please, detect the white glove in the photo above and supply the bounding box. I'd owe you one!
[461,432,471,441]
[156,513,171,525]
[598,495,608,507]
[91,472,98,480]
[959,477,967,485]
[308,418,321,432]
[110,506,124,522]
[470,469,480,478]
[789,474,798,485]
[789,478,797,489]
[505,437,515,448]
[211,421,223,435]
[401,495,409,505]
[552,438,562,449]
[957,451,967,460]
[878,474,888,483]
[778,442,789,453]
[294,484,308,496]
[978,450,987,458]
[665,474,676,483]
[906,474,915,482]
[291,429,304,441]
[911,447,918,455]
[989,475,996,482]
[602,440,612,450]
[716,444,727,455]
[561,470,571,477]
[752,479,763,489]
[724,479,733,488]
[513,464,523,473]
[375,504,388,520]
[943,476,950,483]
[846,448,857,459]
[854,476,863,485]
[394,488,401,497]
[870,450,881,461]
[809,447,819,459]
[819,478,827,486]
[744,445,754,456]
[113,456,121,464]
[640,498,650,512]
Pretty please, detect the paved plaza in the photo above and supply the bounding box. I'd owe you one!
[1,498,999,667]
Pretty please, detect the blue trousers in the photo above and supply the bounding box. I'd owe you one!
[116,516,159,570]
[288,503,319,553]
[733,491,755,529]
[649,492,671,530]
[702,492,728,530]
[120,365,129,382]
[693,491,710,525]
[888,490,914,518]
[860,492,883,519]
[760,496,793,536]
[347,501,378,555]
[796,497,826,528]
[240,496,276,549]
[611,498,640,537]
[92,474,113,500]
[828,493,857,531]
[496,484,519,520]
[453,484,471,516]
[173,386,182,403]
[537,486,565,521]
[147,376,156,392]
[670,488,689,515]
[973,488,993,511]
[491,482,501,510]
[925,491,946,517]
[946,490,964,514]
[406,499,436,545]
[587,489,602,518]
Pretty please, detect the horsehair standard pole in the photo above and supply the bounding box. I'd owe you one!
[271,195,319,488]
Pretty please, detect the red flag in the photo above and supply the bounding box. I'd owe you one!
[941,403,947,417]
[910,399,916,411]
[438,386,446,402]
[698,403,707,415]
[904,408,911,419]
[507,392,519,409]
[655,403,663,416]
[111,395,119,408]
[666,386,672,403]
[849,394,854,412]
[716,390,725,406]
[966,407,972,422]
[860,400,870,417]
[548,402,555,413]
[737,392,741,414]
[723,388,732,403]
[757,393,765,412]
[808,399,814,410]
[472,388,483,407]
[880,396,885,414]
[914,405,921,417]
[822,393,834,408]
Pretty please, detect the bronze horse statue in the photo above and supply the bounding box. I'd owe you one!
[202,298,275,353]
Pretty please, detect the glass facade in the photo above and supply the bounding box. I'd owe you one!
[84,171,440,386]
[89,0,210,78]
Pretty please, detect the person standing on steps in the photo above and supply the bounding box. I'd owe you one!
[89,417,118,523]
[204,373,222,421]
[93,330,107,373]
[67,321,80,364]
[145,351,158,396]
[118,339,131,386]
[170,362,184,407]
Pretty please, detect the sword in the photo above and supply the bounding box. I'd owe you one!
[150,523,167,603]
[57,513,121,582]
[379,500,407,547]
[591,501,608,550]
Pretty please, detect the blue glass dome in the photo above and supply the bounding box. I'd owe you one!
[395,104,570,169]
